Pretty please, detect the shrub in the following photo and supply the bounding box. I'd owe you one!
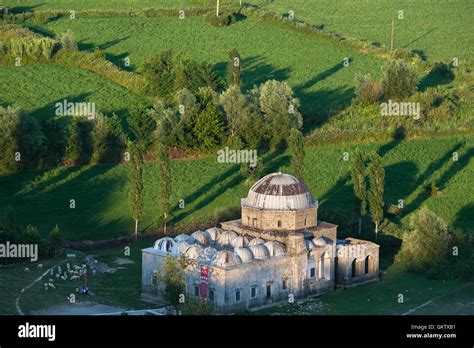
[33,12,49,25]
[204,12,237,27]
[387,204,403,216]
[382,60,419,100]
[395,207,452,272]
[64,118,93,166]
[59,30,78,51]
[354,74,383,105]
[0,106,44,172]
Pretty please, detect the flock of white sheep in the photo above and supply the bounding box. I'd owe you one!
[22,262,97,291]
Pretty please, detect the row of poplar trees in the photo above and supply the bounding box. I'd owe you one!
[352,151,385,237]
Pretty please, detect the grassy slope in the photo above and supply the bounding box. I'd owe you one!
[42,15,384,119]
[0,64,147,120]
[0,134,472,241]
[251,0,473,62]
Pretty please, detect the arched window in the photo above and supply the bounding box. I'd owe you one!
[319,253,324,279]
[365,256,371,275]
[351,259,357,278]
[277,220,282,228]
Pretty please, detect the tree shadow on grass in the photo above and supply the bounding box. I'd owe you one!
[8,5,41,14]
[29,93,93,121]
[168,150,290,226]
[213,55,291,90]
[105,52,134,72]
[403,142,467,216]
[295,62,345,91]
[452,203,474,233]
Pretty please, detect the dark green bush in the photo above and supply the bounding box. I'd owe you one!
[204,12,237,27]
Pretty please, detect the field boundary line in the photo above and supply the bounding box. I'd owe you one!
[402,282,472,315]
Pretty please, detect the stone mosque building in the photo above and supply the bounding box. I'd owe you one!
[142,173,379,313]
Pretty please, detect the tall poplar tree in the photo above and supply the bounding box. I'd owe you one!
[129,141,144,239]
[288,128,305,181]
[351,150,367,235]
[368,153,385,238]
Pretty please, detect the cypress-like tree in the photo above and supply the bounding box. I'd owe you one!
[288,128,305,181]
[368,153,385,237]
[227,48,242,87]
[351,150,367,235]
[128,107,157,153]
[129,141,144,239]
[49,224,63,258]
[156,142,172,234]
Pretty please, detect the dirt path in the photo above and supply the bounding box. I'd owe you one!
[16,266,55,315]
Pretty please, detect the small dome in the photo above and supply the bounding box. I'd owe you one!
[174,234,195,244]
[249,244,270,260]
[313,237,327,247]
[231,235,250,248]
[217,230,238,246]
[200,247,218,265]
[249,237,265,246]
[205,227,223,242]
[214,250,242,268]
[264,241,286,257]
[185,244,203,260]
[305,239,316,250]
[153,237,175,252]
[191,230,210,246]
[242,173,317,211]
[172,241,190,256]
[234,247,254,262]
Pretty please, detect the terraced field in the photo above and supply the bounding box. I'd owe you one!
[252,0,473,62]
[39,15,384,118]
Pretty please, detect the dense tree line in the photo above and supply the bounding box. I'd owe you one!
[0,49,302,175]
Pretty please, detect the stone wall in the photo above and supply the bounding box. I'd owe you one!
[335,239,380,288]
[241,205,317,231]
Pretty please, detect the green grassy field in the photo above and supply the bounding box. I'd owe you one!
[0,238,154,314]
[39,15,384,119]
[0,64,147,120]
[0,134,472,241]
[5,0,472,62]
[256,265,474,315]
[252,0,473,63]
[3,0,238,11]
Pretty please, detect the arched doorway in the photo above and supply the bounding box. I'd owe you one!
[364,255,371,275]
[351,259,357,278]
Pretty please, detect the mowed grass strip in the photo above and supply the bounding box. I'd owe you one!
[0,64,147,120]
[0,135,472,241]
[43,15,384,117]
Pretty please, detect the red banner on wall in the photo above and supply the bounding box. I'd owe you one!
[200,266,209,299]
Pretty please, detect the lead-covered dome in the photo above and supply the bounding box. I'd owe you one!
[241,173,316,211]
[153,237,175,252]
[214,250,242,268]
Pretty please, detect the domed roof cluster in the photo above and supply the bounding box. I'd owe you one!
[152,229,287,268]
[241,173,317,211]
